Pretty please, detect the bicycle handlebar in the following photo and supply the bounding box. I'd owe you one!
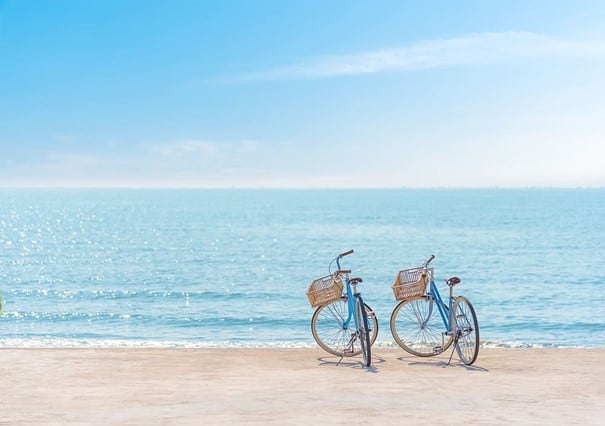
[339,249,354,258]
[424,254,435,266]
[335,269,351,275]
[331,249,354,274]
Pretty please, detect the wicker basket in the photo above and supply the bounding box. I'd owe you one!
[306,274,344,307]
[391,267,433,300]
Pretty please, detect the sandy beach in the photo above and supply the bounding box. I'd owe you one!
[1,348,603,425]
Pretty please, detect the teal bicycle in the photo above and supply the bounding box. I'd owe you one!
[389,255,479,365]
[306,250,378,366]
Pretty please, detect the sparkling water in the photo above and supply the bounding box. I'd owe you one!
[1,189,604,348]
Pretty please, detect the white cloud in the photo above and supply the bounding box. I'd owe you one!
[140,139,354,187]
[238,32,605,81]
[149,140,264,173]
[0,140,291,188]
[2,133,604,188]
[151,140,219,157]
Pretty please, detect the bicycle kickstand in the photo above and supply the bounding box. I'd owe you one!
[446,344,456,365]
[446,333,459,366]
[338,335,357,365]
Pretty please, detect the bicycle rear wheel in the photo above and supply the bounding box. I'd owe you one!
[356,295,371,366]
[453,295,479,365]
[390,296,453,357]
[311,297,378,357]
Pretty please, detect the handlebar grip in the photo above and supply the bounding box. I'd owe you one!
[339,249,354,258]
[336,269,351,275]
[426,254,435,264]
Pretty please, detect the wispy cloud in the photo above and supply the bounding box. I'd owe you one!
[237,32,605,81]
[151,140,219,157]
[150,139,261,160]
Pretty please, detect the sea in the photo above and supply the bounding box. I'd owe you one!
[1,189,604,349]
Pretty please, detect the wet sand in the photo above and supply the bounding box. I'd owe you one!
[1,348,603,424]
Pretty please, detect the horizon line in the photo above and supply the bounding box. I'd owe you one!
[0,185,603,191]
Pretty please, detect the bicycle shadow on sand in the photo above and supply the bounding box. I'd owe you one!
[316,355,385,373]
[396,355,489,372]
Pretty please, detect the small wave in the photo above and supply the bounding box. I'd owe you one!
[0,337,600,349]
[0,337,318,349]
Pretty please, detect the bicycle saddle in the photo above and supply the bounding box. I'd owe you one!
[446,276,461,286]
[350,277,363,284]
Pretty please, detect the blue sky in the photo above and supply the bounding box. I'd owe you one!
[2,0,605,188]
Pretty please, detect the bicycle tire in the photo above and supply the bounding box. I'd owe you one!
[311,297,378,357]
[453,295,480,365]
[363,302,379,347]
[390,296,453,357]
[356,295,371,366]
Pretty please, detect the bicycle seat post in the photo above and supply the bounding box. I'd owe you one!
[446,276,460,299]
[349,277,363,295]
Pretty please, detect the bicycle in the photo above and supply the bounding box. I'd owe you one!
[306,249,378,367]
[389,255,479,365]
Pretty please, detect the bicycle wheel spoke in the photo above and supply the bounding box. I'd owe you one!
[311,297,379,359]
[453,296,480,365]
[390,297,453,356]
[311,299,358,357]
[323,303,346,325]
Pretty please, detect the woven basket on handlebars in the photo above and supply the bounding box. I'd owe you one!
[391,267,433,300]
[306,274,344,307]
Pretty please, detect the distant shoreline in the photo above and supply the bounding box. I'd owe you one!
[1,186,604,190]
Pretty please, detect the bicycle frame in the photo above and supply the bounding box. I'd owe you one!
[427,277,455,337]
[336,256,361,333]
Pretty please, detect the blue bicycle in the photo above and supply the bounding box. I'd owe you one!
[390,255,479,365]
[306,250,378,366]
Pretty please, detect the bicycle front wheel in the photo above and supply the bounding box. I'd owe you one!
[453,295,479,365]
[311,297,378,357]
[356,296,371,366]
[390,296,453,357]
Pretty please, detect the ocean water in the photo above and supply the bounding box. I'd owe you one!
[1,189,604,349]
